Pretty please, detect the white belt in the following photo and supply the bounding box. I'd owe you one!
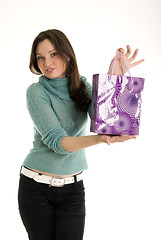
[21,166,83,187]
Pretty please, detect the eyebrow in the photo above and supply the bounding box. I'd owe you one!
[36,49,56,55]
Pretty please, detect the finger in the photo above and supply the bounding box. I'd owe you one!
[119,136,129,141]
[106,136,111,145]
[131,59,144,67]
[118,48,125,54]
[116,48,125,62]
[132,135,137,139]
[124,135,137,141]
[110,135,137,143]
[114,136,123,142]
[125,45,131,58]
[120,135,134,141]
[129,48,138,62]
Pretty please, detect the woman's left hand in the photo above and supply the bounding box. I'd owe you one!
[98,134,136,145]
[108,45,144,75]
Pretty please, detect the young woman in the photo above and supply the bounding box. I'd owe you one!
[18,29,144,240]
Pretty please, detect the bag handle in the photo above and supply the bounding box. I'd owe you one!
[108,49,132,80]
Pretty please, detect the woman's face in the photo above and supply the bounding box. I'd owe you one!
[36,39,68,79]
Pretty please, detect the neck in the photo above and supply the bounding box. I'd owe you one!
[39,75,71,100]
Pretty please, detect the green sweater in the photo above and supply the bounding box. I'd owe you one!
[23,75,92,175]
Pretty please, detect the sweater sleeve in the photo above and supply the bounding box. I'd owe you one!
[81,76,92,118]
[26,83,72,155]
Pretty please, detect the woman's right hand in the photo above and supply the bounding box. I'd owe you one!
[98,134,136,145]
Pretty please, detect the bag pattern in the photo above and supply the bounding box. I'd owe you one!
[90,72,144,135]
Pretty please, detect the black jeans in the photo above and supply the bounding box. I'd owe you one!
[18,174,86,240]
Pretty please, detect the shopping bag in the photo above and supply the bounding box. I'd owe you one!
[90,49,145,135]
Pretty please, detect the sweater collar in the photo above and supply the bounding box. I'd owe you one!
[39,75,71,100]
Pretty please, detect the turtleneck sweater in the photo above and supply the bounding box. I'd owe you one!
[23,75,92,175]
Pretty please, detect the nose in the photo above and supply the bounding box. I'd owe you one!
[44,57,52,67]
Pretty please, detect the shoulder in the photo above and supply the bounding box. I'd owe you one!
[26,82,50,103]
[27,83,47,97]
[27,82,43,95]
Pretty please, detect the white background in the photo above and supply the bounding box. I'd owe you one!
[1,0,161,239]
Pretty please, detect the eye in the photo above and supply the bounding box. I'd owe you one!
[51,52,58,57]
[37,56,44,61]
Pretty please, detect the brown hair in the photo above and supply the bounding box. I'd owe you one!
[29,29,91,113]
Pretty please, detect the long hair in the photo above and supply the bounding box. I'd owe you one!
[29,29,91,113]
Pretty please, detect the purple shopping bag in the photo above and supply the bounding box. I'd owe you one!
[90,49,145,135]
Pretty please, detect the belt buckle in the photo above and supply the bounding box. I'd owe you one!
[50,177,65,187]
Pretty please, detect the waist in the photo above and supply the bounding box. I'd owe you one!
[28,167,82,178]
[23,149,88,175]
[20,166,83,187]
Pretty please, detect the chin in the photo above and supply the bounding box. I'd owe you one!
[45,73,66,79]
[45,74,58,79]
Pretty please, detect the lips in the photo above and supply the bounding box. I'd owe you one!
[46,68,55,72]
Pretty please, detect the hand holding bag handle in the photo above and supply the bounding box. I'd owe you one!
[108,46,144,76]
[108,49,133,81]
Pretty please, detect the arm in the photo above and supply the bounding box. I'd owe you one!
[61,135,136,152]
[26,83,71,155]
[27,80,136,154]
[81,76,92,117]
